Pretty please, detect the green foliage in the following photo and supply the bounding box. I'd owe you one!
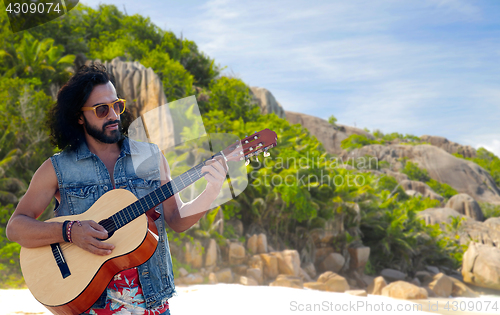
[455,148,500,187]
[0,77,58,286]
[0,33,74,89]
[340,134,381,151]
[372,130,422,144]
[192,207,223,239]
[204,77,260,122]
[361,194,462,273]
[480,202,500,219]
[0,204,23,288]
[328,115,337,126]
[169,231,195,251]
[401,160,431,182]
[376,175,399,193]
[171,255,197,279]
[141,48,194,101]
[427,179,458,199]
[0,77,55,184]
[444,216,466,234]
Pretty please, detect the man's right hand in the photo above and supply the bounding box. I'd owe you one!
[70,220,115,256]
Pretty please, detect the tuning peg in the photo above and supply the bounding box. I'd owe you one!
[245,159,250,166]
[264,151,270,157]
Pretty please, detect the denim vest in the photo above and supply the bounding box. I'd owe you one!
[50,138,176,310]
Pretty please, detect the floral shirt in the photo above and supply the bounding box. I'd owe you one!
[85,268,169,315]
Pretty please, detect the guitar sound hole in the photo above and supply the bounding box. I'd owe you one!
[97,218,116,241]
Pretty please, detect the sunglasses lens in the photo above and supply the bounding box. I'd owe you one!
[95,105,109,118]
[114,100,125,114]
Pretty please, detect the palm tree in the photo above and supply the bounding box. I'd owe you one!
[0,32,74,86]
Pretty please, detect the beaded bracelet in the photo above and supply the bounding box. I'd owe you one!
[62,220,70,242]
[67,220,82,243]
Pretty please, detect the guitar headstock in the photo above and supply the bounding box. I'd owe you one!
[222,129,278,163]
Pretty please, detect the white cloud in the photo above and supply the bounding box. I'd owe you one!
[480,140,500,158]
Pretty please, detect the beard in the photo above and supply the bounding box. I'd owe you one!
[83,116,124,144]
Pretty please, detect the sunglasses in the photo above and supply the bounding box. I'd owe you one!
[81,99,126,118]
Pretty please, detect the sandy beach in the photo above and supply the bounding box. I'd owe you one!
[2,285,500,315]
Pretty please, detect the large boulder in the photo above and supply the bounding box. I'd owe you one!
[381,169,409,183]
[228,243,246,265]
[418,209,500,247]
[426,273,453,297]
[204,239,218,267]
[420,135,476,158]
[302,262,317,279]
[184,240,203,269]
[316,271,350,292]
[400,180,444,202]
[484,217,500,231]
[381,281,428,300]
[269,274,303,289]
[344,144,500,204]
[418,208,468,226]
[249,87,286,118]
[318,253,345,273]
[257,233,268,254]
[215,268,234,283]
[285,111,374,155]
[381,269,407,282]
[271,250,301,277]
[348,246,370,272]
[445,194,484,221]
[247,268,263,285]
[462,242,500,290]
[449,277,479,298]
[260,253,279,279]
[367,276,387,295]
[246,234,258,254]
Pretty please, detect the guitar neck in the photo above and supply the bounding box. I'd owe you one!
[110,152,221,230]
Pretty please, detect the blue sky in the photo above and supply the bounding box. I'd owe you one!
[82,0,500,156]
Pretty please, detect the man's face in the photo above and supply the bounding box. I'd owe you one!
[79,81,123,144]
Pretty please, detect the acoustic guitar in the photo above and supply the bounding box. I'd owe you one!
[20,129,277,315]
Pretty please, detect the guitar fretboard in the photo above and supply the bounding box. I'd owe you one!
[108,156,214,231]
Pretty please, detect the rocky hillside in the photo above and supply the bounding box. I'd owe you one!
[248,88,500,205]
[344,144,500,204]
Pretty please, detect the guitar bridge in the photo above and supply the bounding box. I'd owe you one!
[51,243,71,279]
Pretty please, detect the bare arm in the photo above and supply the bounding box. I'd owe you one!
[160,155,227,233]
[6,159,114,255]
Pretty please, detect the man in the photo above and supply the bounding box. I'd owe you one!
[6,64,227,314]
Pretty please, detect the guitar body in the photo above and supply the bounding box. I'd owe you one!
[20,189,159,315]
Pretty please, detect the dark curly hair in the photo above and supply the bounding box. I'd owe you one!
[49,63,130,151]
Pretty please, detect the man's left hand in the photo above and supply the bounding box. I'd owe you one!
[201,156,228,196]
